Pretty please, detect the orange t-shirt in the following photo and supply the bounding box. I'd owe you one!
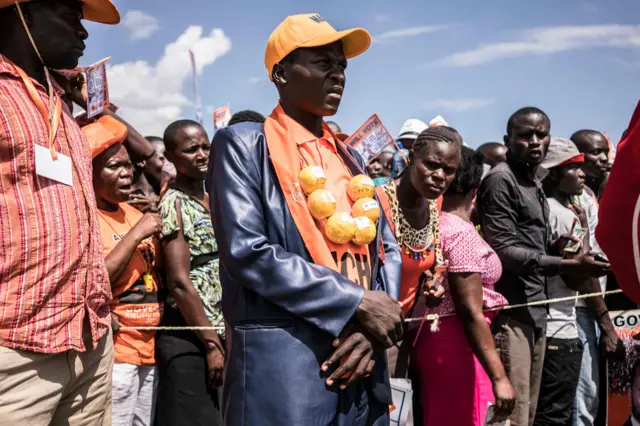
[398,250,436,317]
[378,186,441,316]
[274,109,372,288]
[98,203,163,365]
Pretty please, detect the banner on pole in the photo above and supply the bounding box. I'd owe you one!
[214,104,231,130]
[343,114,394,164]
[189,49,203,125]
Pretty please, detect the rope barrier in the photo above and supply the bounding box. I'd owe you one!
[121,289,623,331]
[406,289,623,323]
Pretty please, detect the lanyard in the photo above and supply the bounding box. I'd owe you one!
[9,60,62,161]
[97,208,156,293]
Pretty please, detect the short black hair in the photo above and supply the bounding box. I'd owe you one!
[570,129,605,152]
[507,107,550,136]
[412,126,463,154]
[326,121,341,132]
[228,110,265,126]
[476,142,504,155]
[145,136,164,145]
[445,146,484,196]
[163,119,203,151]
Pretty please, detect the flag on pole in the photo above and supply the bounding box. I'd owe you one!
[188,49,203,125]
[596,100,640,303]
[214,104,231,130]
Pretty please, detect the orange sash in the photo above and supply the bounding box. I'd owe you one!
[264,107,341,272]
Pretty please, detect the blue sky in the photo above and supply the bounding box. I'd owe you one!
[82,0,640,147]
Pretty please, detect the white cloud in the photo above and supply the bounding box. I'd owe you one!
[434,24,640,67]
[374,25,451,43]
[107,26,231,135]
[424,98,495,112]
[121,10,159,40]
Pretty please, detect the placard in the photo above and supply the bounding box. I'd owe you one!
[214,104,231,130]
[85,58,111,118]
[343,114,394,164]
[390,378,413,426]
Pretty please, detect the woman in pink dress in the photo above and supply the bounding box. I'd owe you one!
[411,146,516,425]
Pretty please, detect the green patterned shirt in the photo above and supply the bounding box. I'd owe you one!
[159,188,224,331]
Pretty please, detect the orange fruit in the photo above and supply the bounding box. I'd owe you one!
[347,174,375,201]
[307,189,336,219]
[299,166,326,194]
[325,212,356,244]
[351,197,380,222]
[352,217,376,245]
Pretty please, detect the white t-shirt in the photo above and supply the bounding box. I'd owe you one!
[546,197,582,339]
[575,187,607,308]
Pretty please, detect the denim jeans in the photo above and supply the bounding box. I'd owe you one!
[572,308,601,426]
[534,338,583,426]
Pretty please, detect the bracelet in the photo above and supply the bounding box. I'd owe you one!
[205,338,225,354]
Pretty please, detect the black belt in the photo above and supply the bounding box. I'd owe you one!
[190,252,219,269]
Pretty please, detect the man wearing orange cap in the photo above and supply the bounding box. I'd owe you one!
[209,14,402,426]
[0,1,120,424]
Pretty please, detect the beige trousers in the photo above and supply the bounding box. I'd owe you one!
[493,315,546,426]
[0,328,113,426]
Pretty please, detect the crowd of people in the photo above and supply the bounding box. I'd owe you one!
[0,1,638,426]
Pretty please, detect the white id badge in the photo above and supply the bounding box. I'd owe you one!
[34,144,73,186]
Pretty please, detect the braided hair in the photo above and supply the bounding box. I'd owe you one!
[411,126,464,155]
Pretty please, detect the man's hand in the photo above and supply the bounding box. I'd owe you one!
[568,203,588,229]
[322,325,377,390]
[69,73,87,110]
[600,325,625,362]
[422,270,446,308]
[561,255,611,278]
[355,290,403,348]
[129,192,159,213]
[205,341,225,390]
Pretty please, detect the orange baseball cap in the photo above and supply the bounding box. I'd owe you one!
[0,0,120,24]
[265,13,371,80]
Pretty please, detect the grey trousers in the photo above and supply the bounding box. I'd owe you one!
[493,315,546,426]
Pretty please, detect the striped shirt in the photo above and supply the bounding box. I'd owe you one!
[0,55,111,353]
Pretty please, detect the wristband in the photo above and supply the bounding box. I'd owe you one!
[205,339,224,354]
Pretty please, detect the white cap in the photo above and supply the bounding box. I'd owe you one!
[429,115,449,128]
[397,119,428,140]
[541,137,584,169]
